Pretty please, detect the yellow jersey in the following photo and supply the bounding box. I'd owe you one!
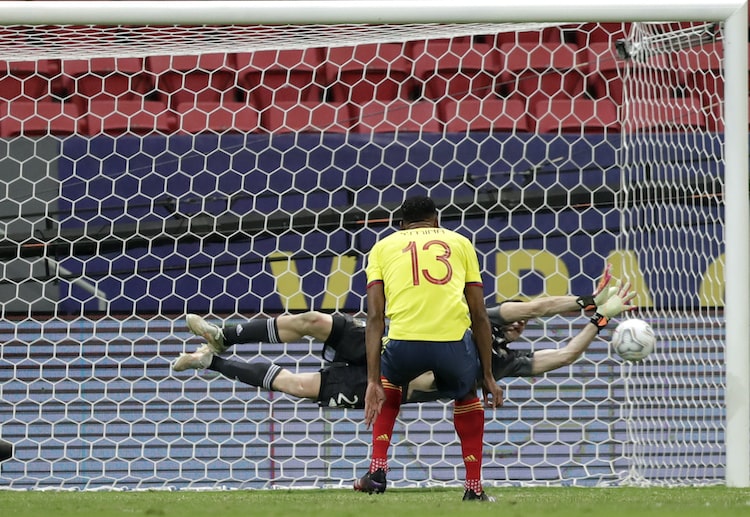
[365,227,483,341]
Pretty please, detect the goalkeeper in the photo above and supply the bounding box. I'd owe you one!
[173,268,636,407]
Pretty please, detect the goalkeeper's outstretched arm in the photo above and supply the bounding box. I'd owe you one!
[493,263,616,324]
[530,280,636,375]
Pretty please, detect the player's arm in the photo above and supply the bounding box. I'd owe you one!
[531,280,636,375]
[530,323,598,374]
[465,283,503,408]
[493,263,616,322]
[364,280,387,426]
[494,296,582,323]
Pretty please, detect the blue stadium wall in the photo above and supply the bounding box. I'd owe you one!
[47,130,723,315]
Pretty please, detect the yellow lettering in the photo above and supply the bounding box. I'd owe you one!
[321,255,358,310]
[268,252,308,310]
[495,249,569,301]
[604,250,653,308]
[269,253,359,310]
[699,253,724,307]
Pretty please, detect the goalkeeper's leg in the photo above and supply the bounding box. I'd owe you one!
[209,356,321,400]
[186,311,334,350]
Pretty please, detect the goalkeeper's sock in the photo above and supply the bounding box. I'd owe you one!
[209,356,282,390]
[454,396,485,493]
[369,377,402,473]
[224,318,281,347]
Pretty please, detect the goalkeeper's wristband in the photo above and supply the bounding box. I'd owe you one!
[589,312,609,333]
[576,295,596,311]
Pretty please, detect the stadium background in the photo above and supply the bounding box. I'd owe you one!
[0,17,733,489]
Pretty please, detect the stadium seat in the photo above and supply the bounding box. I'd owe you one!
[59,57,155,109]
[146,53,237,110]
[236,48,326,109]
[175,101,260,134]
[500,42,585,107]
[411,40,502,100]
[261,101,352,134]
[83,99,174,135]
[325,43,414,103]
[355,99,441,133]
[439,97,529,133]
[0,59,60,101]
[672,42,726,110]
[584,42,630,102]
[0,100,82,137]
[570,22,631,47]
[532,98,620,133]
[623,97,707,132]
[496,27,565,46]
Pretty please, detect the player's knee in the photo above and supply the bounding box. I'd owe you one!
[296,311,328,334]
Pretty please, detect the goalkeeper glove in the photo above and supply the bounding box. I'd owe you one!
[576,263,616,311]
[589,280,637,334]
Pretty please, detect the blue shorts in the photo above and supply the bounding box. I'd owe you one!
[381,331,479,400]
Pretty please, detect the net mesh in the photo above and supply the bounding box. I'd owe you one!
[617,21,725,485]
[0,19,727,489]
[3,23,562,60]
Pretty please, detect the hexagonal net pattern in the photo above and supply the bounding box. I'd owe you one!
[0,20,727,489]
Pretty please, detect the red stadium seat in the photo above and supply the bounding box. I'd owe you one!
[175,101,260,134]
[355,100,441,133]
[236,48,326,109]
[439,97,529,133]
[500,42,585,107]
[60,57,155,110]
[571,22,631,47]
[0,100,82,137]
[83,99,174,135]
[496,27,565,46]
[533,98,620,133]
[325,43,414,103]
[0,59,60,101]
[584,42,630,102]
[673,42,725,109]
[411,40,501,100]
[147,53,236,110]
[623,97,707,132]
[261,101,352,134]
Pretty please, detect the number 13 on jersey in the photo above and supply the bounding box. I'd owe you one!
[403,239,453,285]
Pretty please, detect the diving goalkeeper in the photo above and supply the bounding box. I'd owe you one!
[173,268,635,407]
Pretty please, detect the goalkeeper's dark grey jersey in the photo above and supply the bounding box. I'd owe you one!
[314,309,534,408]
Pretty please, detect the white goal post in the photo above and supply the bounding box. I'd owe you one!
[0,0,747,490]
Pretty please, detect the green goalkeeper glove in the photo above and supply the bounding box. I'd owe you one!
[589,280,637,333]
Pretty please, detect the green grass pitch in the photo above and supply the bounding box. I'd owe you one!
[3,486,750,517]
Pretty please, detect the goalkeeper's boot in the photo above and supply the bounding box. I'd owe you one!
[173,344,213,372]
[353,469,387,494]
[186,314,228,354]
[462,489,496,502]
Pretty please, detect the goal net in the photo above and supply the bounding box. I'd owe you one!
[0,6,740,490]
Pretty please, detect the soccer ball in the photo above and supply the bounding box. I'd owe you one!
[611,318,655,362]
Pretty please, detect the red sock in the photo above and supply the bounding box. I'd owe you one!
[369,377,402,473]
[454,396,485,492]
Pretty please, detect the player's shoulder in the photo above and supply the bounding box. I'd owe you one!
[371,229,403,247]
[443,228,474,243]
